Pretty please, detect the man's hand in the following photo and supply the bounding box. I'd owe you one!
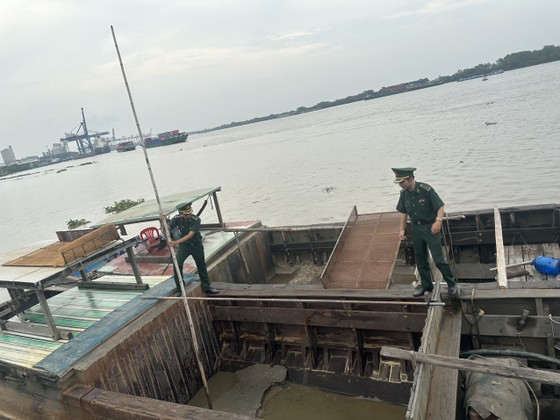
[399,230,406,241]
[431,220,442,234]
[169,240,177,247]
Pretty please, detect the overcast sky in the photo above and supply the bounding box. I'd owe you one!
[1,0,558,157]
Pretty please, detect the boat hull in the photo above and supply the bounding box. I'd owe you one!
[144,132,188,148]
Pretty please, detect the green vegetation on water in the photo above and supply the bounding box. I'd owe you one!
[104,198,145,215]
[66,198,145,230]
[66,219,90,229]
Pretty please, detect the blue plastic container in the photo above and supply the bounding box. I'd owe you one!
[532,256,560,276]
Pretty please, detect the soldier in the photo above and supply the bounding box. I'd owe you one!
[168,203,219,295]
[392,168,459,298]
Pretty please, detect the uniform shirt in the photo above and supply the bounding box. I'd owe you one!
[169,214,203,247]
[396,182,444,223]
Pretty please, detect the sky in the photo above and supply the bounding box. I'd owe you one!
[1,0,558,158]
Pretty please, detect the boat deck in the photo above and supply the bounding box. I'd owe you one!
[0,222,257,372]
[321,210,401,289]
[99,221,258,277]
[0,275,169,369]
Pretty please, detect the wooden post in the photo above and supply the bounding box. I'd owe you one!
[212,191,224,227]
[36,290,61,341]
[126,247,143,284]
[493,207,508,288]
[111,26,213,409]
[381,346,560,386]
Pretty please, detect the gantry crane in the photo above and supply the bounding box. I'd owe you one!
[61,108,109,155]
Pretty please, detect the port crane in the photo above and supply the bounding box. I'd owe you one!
[61,108,109,155]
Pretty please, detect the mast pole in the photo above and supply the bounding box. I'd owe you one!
[110,25,213,409]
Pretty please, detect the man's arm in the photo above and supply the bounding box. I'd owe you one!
[431,207,445,234]
[169,231,195,246]
[399,212,407,240]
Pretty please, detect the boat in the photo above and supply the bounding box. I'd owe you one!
[0,189,559,419]
[144,130,188,148]
[93,138,111,155]
[116,140,136,152]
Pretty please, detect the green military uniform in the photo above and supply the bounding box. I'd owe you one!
[393,168,457,293]
[169,211,211,292]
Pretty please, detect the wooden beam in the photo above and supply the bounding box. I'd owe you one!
[494,207,508,288]
[354,329,365,376]
[426,307,462,420]
[213,306,426,332]
[77,281,149,290]
[125,247,144,284]
[36,290,60,341]
[380,346,560,386]
[2,320,74,340]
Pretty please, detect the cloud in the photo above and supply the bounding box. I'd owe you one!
[384,0,490,20]
[270,31,314,41]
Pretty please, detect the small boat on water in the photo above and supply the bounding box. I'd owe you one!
[144,130,188,148]
[116,140,136,152]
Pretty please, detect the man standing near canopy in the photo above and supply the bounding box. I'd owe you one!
[392,168,460,298]
[168,203,219,295]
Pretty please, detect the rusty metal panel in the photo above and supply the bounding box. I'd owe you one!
[322,212,402,289]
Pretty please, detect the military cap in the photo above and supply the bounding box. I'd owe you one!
[176,202,193,215]
[392,167,416,183]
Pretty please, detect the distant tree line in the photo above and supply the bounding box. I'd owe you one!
[438,44,560,83]
[189,44,560,135]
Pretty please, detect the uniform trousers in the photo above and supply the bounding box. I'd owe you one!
[411,224,456,291]
[173,244,210,292]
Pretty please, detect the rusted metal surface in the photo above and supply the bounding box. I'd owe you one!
[322,211,402,289]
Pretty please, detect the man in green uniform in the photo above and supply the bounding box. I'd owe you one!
[168,203,219,295]
[393,168,459,298]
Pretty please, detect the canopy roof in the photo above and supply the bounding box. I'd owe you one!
[92,186,221,227]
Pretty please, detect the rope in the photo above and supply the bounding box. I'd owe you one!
[197,199,208,217]
[442,211,458,280]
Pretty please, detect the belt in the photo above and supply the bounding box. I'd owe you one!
[413,220,435,225]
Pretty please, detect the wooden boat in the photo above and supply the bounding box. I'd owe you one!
[0,190,559,419]
[116,140,136,152]
[144,130,188,148]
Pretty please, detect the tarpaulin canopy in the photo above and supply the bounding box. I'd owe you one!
[91,186,221,228]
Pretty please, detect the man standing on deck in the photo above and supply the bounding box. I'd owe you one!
[168,203,219,295]
[392,168,460,298]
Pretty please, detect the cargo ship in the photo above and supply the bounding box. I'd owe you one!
[143,130,188,148]
[116,140,136,152]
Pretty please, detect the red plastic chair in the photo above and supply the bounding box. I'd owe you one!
[140,227,161,254]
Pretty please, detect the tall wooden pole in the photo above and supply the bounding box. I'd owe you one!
[110,25,213,409]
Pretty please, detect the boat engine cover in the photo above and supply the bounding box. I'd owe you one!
[464,356,534,420]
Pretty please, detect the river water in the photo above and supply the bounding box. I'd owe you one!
[1,61,559,256]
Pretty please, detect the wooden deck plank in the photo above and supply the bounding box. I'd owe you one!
[426,306,462,420]
[494,207,508,288]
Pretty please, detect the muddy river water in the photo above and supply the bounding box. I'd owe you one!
[189,368,406,419]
